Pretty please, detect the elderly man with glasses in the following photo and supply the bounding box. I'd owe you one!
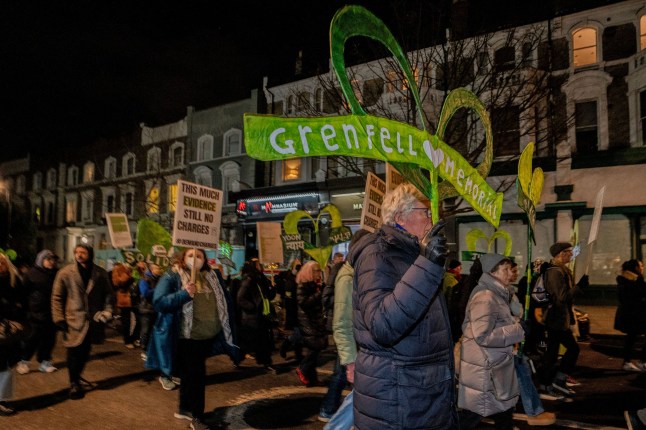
[538,241,589,399]
[349,182,456,429]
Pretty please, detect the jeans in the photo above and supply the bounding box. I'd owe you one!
[515,355,544,417]
[320,357,347,415]
[324,390,354,430]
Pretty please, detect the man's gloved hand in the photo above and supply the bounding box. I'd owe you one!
[518,319,530,337]
[93,311,113,324]
[419,220,448,267]
[55,321,68,332]
[577,274,590,289]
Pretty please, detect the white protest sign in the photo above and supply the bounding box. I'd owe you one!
[588,185,605,245]
[172,179,222,249]
[257,222,284,264]
[386,163,404,193]
[105,213,133,248]
[360,171,386,233]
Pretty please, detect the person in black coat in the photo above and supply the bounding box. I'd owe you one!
[17,250,59,375]
[614,259,646,372]
[0,253,27,415]
[237,260,276,371]
[295,261,327,386]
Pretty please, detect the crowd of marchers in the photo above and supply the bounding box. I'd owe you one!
[1,182,646,429]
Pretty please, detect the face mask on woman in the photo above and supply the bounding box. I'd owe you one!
[184,253,205,271]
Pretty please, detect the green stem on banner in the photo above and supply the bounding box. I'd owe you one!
[519,226,533,358]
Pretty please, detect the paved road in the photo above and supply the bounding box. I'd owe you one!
[2,328,643,429]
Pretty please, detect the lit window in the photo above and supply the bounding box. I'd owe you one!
[572,27,597,67]
[167,183,178,212]
[283,159,302,181]
[66,195,77,223]
[83,162,94,183]
[641,16,646,51]
[147,185,159,214]
[34,204,41,224]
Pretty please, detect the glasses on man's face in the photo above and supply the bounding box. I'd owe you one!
[411,207,432,219]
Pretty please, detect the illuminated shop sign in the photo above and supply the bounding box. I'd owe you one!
[236,193,319,219]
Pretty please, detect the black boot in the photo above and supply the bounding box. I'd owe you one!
[69,382,85,400]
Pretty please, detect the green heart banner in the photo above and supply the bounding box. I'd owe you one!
[283,204,352,270]
[244,6,503,228]
[465,228,513,256]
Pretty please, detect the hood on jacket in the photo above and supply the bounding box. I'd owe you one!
[347,230,377,268]
[35,249,57,269]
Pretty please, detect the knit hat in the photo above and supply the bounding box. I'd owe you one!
[549,242,572,257]
[480,253,507,273]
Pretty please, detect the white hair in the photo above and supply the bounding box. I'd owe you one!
[381,183,427,224]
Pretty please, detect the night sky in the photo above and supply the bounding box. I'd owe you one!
[1,1,393,161]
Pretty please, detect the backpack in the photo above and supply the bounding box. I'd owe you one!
[531,273,551,306]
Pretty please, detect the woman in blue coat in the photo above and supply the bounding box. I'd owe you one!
[145,248,239,430]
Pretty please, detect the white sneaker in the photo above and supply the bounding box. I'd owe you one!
[623,362,643,372]
[38,360,57,373]
[16,360,30,375]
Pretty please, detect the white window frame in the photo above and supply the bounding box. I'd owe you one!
[120,185,135,218]
[144,180,160,215]
[33,172,42,192]
[197,135,213,161]
[571,26,600,68]
[81,190,94,223]
[193,166,213,187]
[147,147,162,173]
[83,161,95,183]
[223,128,243,157]
[169,142,184,167]
[101,186,116,218]
[122,153,136,177]
[67,166,79,186]
[219,161,241,205]
[65,193,78,223]
[47,168,57,189]
[104,157,116,180]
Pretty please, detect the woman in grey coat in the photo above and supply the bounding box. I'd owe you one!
[458,253,527,430]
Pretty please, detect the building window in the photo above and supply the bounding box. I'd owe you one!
[167,183,177,212]
[107,195,115,213]
[219,161,240,205]
[641,90,646,145]
[47,169,57,189]
[575,101,598,153]
[83,162,95,183]
[223,129,242,157]
[104,157,116,179]
[33,202,42,224]
[147,147,161,172]
[15,176,24,195]
[287,95,295,115]
[122,153,135,176]
[572,27,597,67]
[169,143,183,167]
[67,166,79,186]
[33,172,42,191]
[282,159,302,181]
[65,194,77,223]
[197,135,213,161]
[121,190,134,217]
[46,201,55,224]
[146,184,159,215]
[641,15,646,51]
[102,187,116,217]
[193,166,212,187]
[492,106,520,157]
[494,46,515,72]
[81,191,94,222]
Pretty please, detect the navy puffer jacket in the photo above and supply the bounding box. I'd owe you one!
[350,224,457,430]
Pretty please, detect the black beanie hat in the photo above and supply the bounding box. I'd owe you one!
[448,259,462,270]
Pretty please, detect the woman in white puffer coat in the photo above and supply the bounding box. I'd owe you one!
[458,253,527,430]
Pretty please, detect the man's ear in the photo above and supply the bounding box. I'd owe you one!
[394,211,405,226]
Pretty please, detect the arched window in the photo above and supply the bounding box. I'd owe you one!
[169,142,184,167]
[33,172,43,191]
[641,15,646,51]
[104,157,116,179]
[47,168,57,189]
[83,162,95,183]
[197,135,213,161]
[147,147,161,172]
[219,161,240,204]
[193,166,212,187]
[223,129,242,156]
[572,27,597,67]
[67,166,79,186]
[122,153,136,176]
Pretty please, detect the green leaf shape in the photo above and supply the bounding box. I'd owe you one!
[518,142,535,198]
[0,248,17,261]
[529,168,544,206]
[136,219,172,256]
[465,228,513,256]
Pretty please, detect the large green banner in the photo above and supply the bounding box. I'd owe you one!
[244,5,503,228]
